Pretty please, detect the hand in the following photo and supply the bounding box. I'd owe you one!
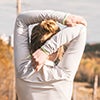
[32,49,48,71]
[65,14,87,27]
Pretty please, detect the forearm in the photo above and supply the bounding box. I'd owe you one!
[14,10,69,76]
[14,10,68,66]
[17,10,68,26]
[41,24,86,54]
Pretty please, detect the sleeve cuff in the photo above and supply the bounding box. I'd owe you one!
[40,47,50,55]
[63,13,71,25]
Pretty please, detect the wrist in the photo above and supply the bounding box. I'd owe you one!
[63,13,71,25]
[40,47,50,55]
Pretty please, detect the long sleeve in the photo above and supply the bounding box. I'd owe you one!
[41,24,85,54]
[42,24,87,82]
[14,10,87,100]
[14,10,67,78]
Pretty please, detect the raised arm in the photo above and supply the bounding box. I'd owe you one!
[14,10,87,76]
[32,14,87,71]
[15,10,67,25]
[14,10,69,78]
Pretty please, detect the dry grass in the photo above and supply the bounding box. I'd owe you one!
[75,56,100,85]
[72,82,100,100]
[0,39,14,100]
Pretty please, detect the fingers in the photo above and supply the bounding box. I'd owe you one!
[32,55,39,70]
[35,64,43,72]
[31,49,48,72]
[32,59,43,72]
[76,17,87,26]
[66,14,87,27]
[32,59,41,72]
[32,60,38,69]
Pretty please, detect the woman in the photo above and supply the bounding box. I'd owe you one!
[14,10,87,100]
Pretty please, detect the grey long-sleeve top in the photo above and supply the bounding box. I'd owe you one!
[14,10,81,79]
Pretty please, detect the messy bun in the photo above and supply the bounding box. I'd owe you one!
[40,19,59,34]
[31,19,60,53]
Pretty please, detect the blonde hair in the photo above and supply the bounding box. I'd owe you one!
[31,19,64,61]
